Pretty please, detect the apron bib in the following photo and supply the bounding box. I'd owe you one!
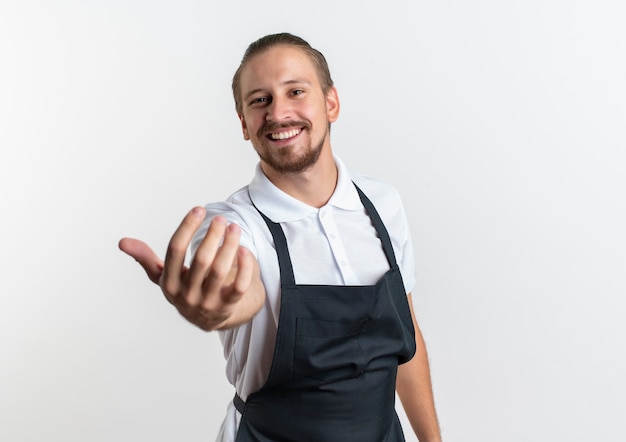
[234,185,416,441]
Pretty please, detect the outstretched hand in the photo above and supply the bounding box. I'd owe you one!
[119,207,265,331]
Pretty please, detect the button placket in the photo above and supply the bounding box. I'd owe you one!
[318,208,359,284]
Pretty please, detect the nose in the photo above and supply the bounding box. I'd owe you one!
[266,96,291,122]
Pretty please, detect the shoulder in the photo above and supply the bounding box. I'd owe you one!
[199,186,259,231]
[350,174,407,219]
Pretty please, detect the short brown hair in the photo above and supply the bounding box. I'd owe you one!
[232,33,334,115]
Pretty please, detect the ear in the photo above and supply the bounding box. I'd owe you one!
[238,113,250,140]
[325,87,340,123]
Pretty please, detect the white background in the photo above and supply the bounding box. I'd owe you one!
[1,1,625,441]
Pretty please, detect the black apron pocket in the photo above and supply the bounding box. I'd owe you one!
[294,317,368,382]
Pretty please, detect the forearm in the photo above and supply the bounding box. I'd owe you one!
[396,294,441,442]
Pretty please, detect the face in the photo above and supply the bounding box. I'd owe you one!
[237,45,340,174]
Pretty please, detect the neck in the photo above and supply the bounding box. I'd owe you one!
[261,147,338,208]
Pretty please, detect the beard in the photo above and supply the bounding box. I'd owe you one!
[254,121,327,174]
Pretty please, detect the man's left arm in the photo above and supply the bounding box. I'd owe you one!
[396,293,442,442]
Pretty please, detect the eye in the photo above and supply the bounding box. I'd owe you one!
[250,96,271,106]
[291,89,305,96]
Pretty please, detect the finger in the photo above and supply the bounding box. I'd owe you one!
[161,207,206,296]
[226,247,254,303]
[186,216,228,303]
[118,237,164,284]
[202,222,242,296]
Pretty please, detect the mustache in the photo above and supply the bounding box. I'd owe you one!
[258,121,310,138]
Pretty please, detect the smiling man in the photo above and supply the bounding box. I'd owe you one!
[120,33,441,442]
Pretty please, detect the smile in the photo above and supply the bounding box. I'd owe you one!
[269,128,301,140]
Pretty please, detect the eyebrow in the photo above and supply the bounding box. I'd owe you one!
[243,79,312,102]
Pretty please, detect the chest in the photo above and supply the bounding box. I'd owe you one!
[280,207,390,285]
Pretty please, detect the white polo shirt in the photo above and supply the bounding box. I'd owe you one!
[190,155,416,442]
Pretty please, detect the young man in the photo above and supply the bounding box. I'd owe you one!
[120,33,441,442]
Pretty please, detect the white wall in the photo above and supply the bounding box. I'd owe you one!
[1,1,624,441]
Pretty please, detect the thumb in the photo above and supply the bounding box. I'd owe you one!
[118,237,164,285]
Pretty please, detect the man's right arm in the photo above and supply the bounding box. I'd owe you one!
[119,207,266,331]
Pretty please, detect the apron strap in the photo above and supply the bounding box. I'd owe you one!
[233,393,246,414]
[353,183,399,269]
[255,210,297,287]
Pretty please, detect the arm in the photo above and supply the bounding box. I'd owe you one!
[119,207,266,331]
[396,293,442,442]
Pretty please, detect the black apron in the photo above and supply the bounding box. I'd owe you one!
[234,185,416,441]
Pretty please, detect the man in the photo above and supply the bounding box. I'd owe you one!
[119,33,441,441]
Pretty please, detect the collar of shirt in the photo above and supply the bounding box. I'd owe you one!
[248,155,363,223]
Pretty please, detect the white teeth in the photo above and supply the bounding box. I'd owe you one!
[270,128,301,140]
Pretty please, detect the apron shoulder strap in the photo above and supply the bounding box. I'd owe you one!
[252,205,297,287]
[353,183,399,269]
